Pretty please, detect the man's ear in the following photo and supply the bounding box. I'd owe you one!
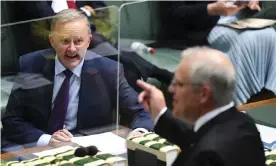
[89,34,93,43]
[49,33,55,48]
[199,84,211,104]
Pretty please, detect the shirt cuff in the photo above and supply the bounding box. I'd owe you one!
[154,107,167,126]
[132,128,148,133]
[80,7,92,17]
[37,134,52,147]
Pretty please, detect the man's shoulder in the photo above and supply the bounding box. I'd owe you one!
[195,109,265,165]
[21,49,55,61]
[20,49,55,66]
[84,50,118,68]
[200,108,260,147]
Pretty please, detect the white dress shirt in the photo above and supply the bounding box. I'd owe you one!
[193,102,234,132]
[51,0,91,16]
[37,57,84,146]
[37,56,146,146]
[155,102,235,132]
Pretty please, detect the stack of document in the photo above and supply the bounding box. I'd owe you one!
[72,132,127,155]
[256,124,276,150]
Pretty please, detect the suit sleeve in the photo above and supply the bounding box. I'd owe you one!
[155,111,194,150]
[2,88,46,145]
[116,65,154,131]
[21,1,56,19]
[194,151,225,166]
[85,1,106,9]
[166,2,219,29]
[220,135,266,166]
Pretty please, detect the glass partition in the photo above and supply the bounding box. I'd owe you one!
[118,1,181,72]
[116,1,181,129]
[0,6,130,158]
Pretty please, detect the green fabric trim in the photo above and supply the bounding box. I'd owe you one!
[139,140,151,145]
[149,143,167,150]
[267,155,276,160]
[153,137,162,141]
[163,141,172,145]
[267,161,276,166]
[63,154,75,161]
[73,157,101,165]
[96,154,114,160]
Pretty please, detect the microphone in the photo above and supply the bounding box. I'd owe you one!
[87,146,98,156]
[74,146,99,157]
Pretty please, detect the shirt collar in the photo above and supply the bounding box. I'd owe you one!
[55,56,84,77]
[193,102,234,132]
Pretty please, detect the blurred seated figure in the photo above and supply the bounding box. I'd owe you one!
[161,1,276,105]
[2,9,153,151]
[11,1,173,92]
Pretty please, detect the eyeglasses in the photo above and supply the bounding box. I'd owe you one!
[170,78,202,88]
[170,79,190,88]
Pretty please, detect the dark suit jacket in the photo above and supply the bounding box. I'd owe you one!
[159,1,220,47]
[14,1,106,21]
[155,108,265,166]
[160,1,269,47]
[11,1,107,55]
[2,49,153,145]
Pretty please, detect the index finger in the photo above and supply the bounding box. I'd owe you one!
[61,129,73,138]
[136,80,152,91]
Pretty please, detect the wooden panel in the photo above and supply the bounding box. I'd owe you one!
[237,98,276,111]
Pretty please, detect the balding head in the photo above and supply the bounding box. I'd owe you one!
[169,46,236,124]
[180,47,234,76]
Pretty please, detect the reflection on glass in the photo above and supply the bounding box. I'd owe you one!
[117,1,176,115]
[1,7,130,154]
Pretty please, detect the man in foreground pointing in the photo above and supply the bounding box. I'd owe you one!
[137,46,265,166]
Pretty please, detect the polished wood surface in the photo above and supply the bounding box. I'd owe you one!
[1,128,130,160]
[237,98,276,111]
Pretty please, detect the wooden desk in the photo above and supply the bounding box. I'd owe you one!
[237,98,276,111]
[2,99,275,161]
[1,127,130,160]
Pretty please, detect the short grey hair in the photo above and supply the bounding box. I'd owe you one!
[181,46,236,107]
[50,9,91,34]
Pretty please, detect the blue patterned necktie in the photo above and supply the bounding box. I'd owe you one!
[48,69,73,134]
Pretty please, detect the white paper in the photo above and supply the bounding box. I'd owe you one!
[34,146,74,157]
[72,132,127,155]
[256,124,276,143]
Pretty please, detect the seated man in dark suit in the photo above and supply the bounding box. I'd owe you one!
[12,1,173,92]
[137,47,265,166]
[2,9,153,149]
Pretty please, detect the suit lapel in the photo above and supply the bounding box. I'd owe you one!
[76,59,100,129]
[194,107,237,143]
[174,107,238,166]
[41,51,55,116]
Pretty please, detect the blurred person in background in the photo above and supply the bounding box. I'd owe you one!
[161,0,276,105]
